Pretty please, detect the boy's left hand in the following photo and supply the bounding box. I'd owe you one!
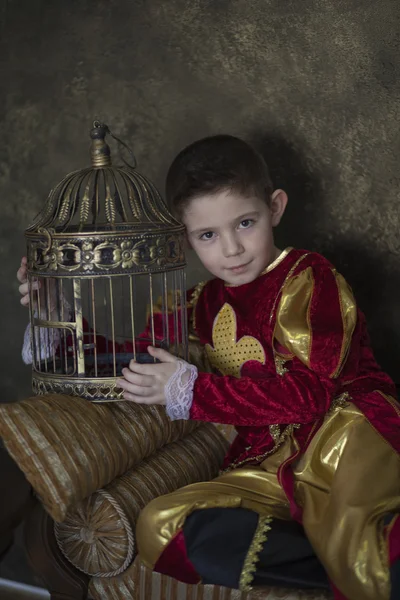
[118,346,178,405]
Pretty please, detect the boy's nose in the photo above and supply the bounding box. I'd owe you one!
[221,233,244,257]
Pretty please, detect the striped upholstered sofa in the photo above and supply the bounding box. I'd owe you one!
[0,394,332,600]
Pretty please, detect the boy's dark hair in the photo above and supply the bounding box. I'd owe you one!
[166,135,274,219]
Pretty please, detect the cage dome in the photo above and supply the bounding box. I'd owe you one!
[26,122,185,275]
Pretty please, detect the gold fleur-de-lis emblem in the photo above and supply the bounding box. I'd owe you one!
[205,303,265,377]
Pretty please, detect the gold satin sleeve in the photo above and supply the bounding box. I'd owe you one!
[332,271,358,377]
[274,266,357,377]
[274,266,314,366]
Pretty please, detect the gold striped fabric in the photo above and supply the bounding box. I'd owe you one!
[0,394,198,522]
[90,558,333,600]
[56,424,228,577]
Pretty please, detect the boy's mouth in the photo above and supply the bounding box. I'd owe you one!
[226,261,252,273]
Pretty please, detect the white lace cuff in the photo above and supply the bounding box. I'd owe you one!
[164,360,198,421]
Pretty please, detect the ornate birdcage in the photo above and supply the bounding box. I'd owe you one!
[25,122,188,402]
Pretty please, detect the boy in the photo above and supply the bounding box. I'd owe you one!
[19,136,399,599]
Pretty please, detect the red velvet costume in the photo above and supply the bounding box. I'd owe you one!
[135,247,400,600]
[189,248,399,467]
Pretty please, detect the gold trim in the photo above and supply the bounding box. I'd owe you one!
[239,515,273,592]
[269,253,310,324]
[269,424,281,445]
[274,354,289,375]
[326,391,351,416]
[261,246,293,275]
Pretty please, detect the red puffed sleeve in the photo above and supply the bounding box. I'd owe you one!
[189,265,357,426]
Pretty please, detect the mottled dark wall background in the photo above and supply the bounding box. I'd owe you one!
[1,0,399,401]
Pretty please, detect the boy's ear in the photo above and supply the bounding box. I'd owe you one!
[270,189,288,227]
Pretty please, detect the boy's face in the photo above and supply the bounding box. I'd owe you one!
[182,189,287,286]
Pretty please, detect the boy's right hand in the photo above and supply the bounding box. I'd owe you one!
[17,256,41,307]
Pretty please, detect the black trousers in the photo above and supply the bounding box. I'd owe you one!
[183,507,330,591]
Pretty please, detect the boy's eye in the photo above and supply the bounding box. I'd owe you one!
[239,219,254,229]
[200,231,215,240]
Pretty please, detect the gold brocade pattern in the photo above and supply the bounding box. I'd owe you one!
[270,423,300,450]
[275,355,289,375]
[219,422,300,474]
[206,303,265,377]
[239,515,273,592]
[326,391,350,416]
[269,424,281,445]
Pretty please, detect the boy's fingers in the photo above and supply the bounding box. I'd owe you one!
[148,346,177,363]
[19,281,40,295]
[128,360,158,375]
[19,283,29,295]
[17,266,27,284]
[121,369,153,387]
[117,379,152,397]
[17,257,28,282]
